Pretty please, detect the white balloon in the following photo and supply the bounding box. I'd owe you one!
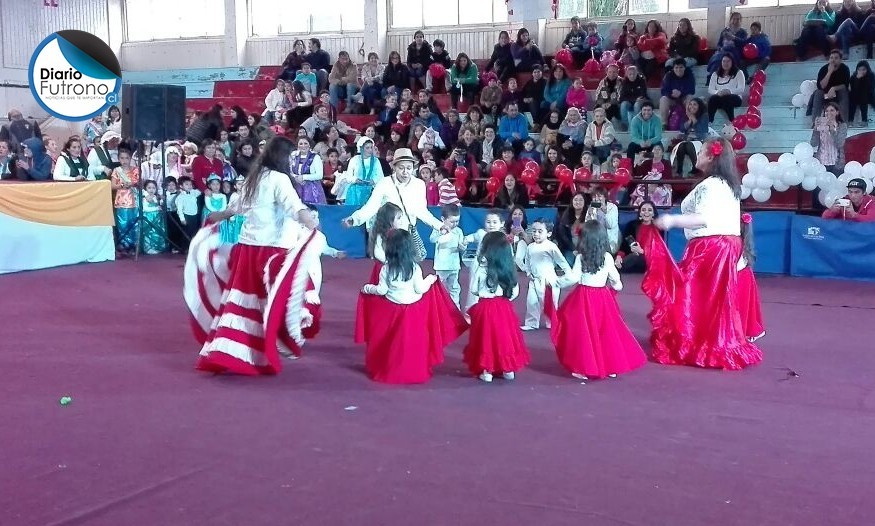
[751,187,772,202]
[800,80,817,97]
[801,176,818,191]
[764,161,783,181]
[844,161,862,177]
[791,93,807,108]
[755,173,773,189]
[746,153,769,174]
[778,153,797,167]
[741,172,758,188]
[836,172,853,188]
[773,180,791,191]
[793,143,814,160]
[782,165,805,185]
[816,171,837,189]
[862,162,875,180]
[819,188,842,207]
[800,157,822,177]
[740,185,751,199]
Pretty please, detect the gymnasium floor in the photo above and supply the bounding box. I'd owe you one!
[2,257,874,526]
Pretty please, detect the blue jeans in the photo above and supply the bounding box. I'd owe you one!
[360,82,382,108]
[796,24,831,59]
[330,83,358,108]
[834,15,875,55]
[620,100,645,127]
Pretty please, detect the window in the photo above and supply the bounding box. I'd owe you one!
[561,0,695,17]
[391,0,508,28]
[250,0,364,37]
[124,0,224,41]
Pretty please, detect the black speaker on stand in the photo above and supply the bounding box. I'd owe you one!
[119,83,188,260]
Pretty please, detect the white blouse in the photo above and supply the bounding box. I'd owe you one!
[364,264,436,304]
[472,266,519,300]
[235,168,307,248]
[680,176,741,239]
[571,253,623,290]
[53,154,93,181]
[708,69,746,96]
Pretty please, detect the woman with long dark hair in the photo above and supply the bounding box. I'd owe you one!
[810,101,848,174]
[185,136,320,376]
[672,97,708,177]
[554,191,587,264]
[643,137,763,370]
[448,53,480,109]
[510,28,544,73]
[615,200,661,273]
[485,31,516,82]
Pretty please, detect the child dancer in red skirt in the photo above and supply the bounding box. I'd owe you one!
[552,220,647,381]
[737,212,765,342]
[463,232,530,383]
[357,229,468,384]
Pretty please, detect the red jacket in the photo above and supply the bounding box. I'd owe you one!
[821,194,875,222]
[191,156,224,192]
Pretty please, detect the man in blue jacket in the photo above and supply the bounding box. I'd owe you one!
[658,58,696,126]
[497,102,530,151]
[743,22,772,83]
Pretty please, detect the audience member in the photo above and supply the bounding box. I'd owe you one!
[821,177,875,220]
[707,54,746,122]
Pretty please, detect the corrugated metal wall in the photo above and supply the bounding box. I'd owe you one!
[1,0,110,69]
[246,34,367,65]
[120,38,227,70]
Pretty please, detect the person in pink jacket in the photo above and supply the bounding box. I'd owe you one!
[821,178,875,222]
[565,76,589,113]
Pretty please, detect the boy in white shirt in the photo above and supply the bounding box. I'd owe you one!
[175,175,202,251]
[521,219,572,330]
[429,204,465,308]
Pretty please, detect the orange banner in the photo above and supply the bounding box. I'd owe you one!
[0,181,114,227]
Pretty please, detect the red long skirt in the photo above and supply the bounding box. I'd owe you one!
[737,266,765,340]
[354,261,383,343]
[551,285,647,378]
[642,234,763,370]
[463,297,530,376]
[356,282,468,384]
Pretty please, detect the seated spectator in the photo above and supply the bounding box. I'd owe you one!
[295,62,319,95]
[0,139,12,179]
[498,102,530,150]
[416,89,446,123]
[480,124,501,172]
[821,177,875,220]
[668,17,700,69]
[516,138,540,166]
[562,16,587,65]
[52,137,90,181]
[17,137,52,181]
[279,39,306,81]
[328,51,360,113]
[595,63,622,124]
[810,50,851,121]
[382,51,410,95]
[443,143,480,181]
[522,65,546,122]
[565,76,589,114]
[262,80,287,124]
[542,64,572,119]
[584,107,617,163]
[302,104,332,140]
[637,20,669,77]
[618,64,649,130]
[628,101,663,159]
[849,60,874,127]
[708,54,746,122]
[314,126,348,158]
[558,107,586,163]
[539,110,561,152]
[373,94,399,138]
[440,109,462,149]
[418,127,445,153]
[659,59,695,127]
[618,34,641,68]
[672,97,709,177]
[486,30,516,82]
[830,0,871,58]
[796,0,835,60]
[630,144,672,207]
[458,127,482,159]
[407,30,433,89]
[494,173,529,209]
[615,201,661,273]
[480,73,503,121]
[570,21,604,65]
[499,145,524,177]
[553,192,587,263]
[501,78,524,115]
[810,102,848,174]
[426,39,453,92]
[304,38,332,91]
[511,28,544,73]
[412,103,442,133]
[360,53,385,112]
[286,81,315,128]
[449,53,479,109]
[233,142,255,177]
[0,109,42,153]
[708,12,748,80]
[614,19,640,56]
[743,22,772,82]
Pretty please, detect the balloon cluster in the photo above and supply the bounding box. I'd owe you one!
[583,49,602,76]
[791,80,817,109]
[729,69,767,149]
[521,160,541,199]
[556,49,573,67]
[453,166,469,198]
[815,160,875,207]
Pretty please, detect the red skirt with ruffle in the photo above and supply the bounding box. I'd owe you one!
[354,261,384,343]
[737,266,765,340]
[551,285,647,378]
[463,297,529,375]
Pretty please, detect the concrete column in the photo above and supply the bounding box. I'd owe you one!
[364,0,388,60]
[705,6,727,51]
[106,0,124,59]
[222,0,247,66]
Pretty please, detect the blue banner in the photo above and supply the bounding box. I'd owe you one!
[790,215,875,282]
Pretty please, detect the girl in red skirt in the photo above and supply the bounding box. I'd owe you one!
[644,137,762,370]
[463,232,530,383]
[358,229,468,384]
[737,212,765,342]
[552,220,647,381]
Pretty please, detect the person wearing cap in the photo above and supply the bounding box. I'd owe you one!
[822,178,875,221]
[87,130,121,180]
[343,147,445,245]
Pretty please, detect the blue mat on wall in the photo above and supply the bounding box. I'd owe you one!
[790,215,875,282]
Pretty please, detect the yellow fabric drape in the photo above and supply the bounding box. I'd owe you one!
[0,181,114,227]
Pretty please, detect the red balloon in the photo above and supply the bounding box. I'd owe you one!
[749,81,763,95]
[525,160,540,174]
[747,105,761,117]
[428,63,446,79]
[453,166,469,180]
[555,163,569,176]
[454,181,467,198]
[733,114,748,130]
[699,37,708,51]
[614,167,631,186]
[753,70,766,84]
[557,167,573,185]
[742,43,759,60]
[521,169,538,187]
[731,132,747,150]
[490,159,508,178]
[618,158,633,170]
[556,48,573,67]
[583,59,602,75]
[573,167,592,182]
[748,91,762,107]
[485,176,501,194]
[746,112,762,130]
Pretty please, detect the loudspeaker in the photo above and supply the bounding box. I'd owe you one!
[121,84,186,141]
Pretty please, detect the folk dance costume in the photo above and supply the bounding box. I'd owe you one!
[224,191,244,244]
[353,234,386,344]
[110,165,140,250]
[463,267,529,378]
[520,239,572,330]
[551,253,647,378]
[298,228,344,340]
[430,226,465,308]
[141,192,168,254]
[462,229,488,313]
[184,168,321,375]
[737,256,765,342]
[335,137,383,205]
[290,150,327,204]
[357,265,468,384]
[641,176,763,370]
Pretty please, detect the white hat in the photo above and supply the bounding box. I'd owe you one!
[101,131,121,143]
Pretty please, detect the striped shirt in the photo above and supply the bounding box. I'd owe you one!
[438,179,460,206]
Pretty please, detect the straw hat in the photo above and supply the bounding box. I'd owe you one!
[390,148,417,167]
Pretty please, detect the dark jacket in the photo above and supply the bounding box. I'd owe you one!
[669,32,701,60]
[304,49,332,71]
[619,74,649,103]
[407,42,433,69]
[382,63,410,92]
[0,118,42,153]
[20,137,52,181]
[431,49,452,68]
[486,43,514,72]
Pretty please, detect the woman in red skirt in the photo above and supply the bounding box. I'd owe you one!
[463,232,530,383]
[551,220,647,381]
[184,137,320,375]
[737,212,765,342]
[358,229,468,384]
[643,137,762,370]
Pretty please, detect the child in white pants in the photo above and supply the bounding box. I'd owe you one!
[462,210,505,313]
[520,219,571,330]
[430,204,465,308]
